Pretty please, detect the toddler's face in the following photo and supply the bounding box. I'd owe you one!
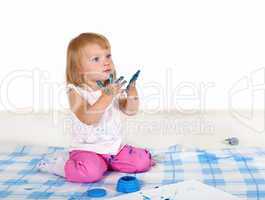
[79,43,114,82]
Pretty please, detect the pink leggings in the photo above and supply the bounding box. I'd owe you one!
[64,144,155,183]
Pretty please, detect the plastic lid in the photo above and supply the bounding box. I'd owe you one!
[87,188,107,197]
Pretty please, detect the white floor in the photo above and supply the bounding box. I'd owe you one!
[0,109,264,150]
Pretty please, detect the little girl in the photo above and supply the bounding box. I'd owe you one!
[38,32,154,183]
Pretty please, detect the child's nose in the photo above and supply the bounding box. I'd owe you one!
[102,56,111,68]
[103,59,110,67]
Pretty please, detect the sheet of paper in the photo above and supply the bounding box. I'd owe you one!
[110,180,241,200]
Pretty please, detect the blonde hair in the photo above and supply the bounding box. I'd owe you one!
[66,32,115,87]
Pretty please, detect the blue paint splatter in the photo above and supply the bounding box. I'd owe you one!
[142,195,151,200]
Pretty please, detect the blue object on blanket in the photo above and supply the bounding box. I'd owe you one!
[116,176,140,193]
[225,137,239,145]
[86,188,107,197]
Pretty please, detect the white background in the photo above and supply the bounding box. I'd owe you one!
[0,0,265,113]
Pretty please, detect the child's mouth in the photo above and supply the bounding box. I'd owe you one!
[103,69,111,73]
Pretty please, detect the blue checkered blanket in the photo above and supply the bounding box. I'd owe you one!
[0,143,265,199]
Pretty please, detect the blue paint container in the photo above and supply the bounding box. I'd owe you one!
[86,188,107,198]
[116,176,141,193]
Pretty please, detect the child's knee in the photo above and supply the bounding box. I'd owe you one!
[64,153,107,183]
[111,146,154,173]
[134,150,153,172]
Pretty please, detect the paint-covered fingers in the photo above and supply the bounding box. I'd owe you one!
[126,70,140,92]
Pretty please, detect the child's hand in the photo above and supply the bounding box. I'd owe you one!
[127,81,136,94]
[127,81,138,98]
[126,70,140,93]
[105,80,126,96]
[96,75,127,97]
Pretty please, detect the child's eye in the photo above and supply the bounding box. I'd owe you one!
[106,54,112,59]
[91,57,100,62]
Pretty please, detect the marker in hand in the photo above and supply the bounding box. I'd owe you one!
[126,70,140,92]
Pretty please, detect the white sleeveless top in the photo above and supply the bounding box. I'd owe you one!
[66,83,124,155]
